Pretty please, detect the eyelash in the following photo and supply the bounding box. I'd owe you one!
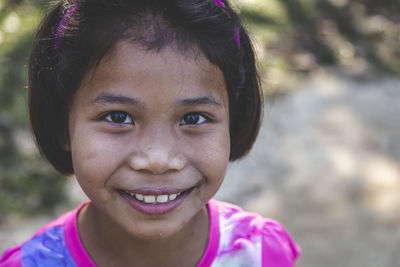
[179,113,209,126]
[103,111,134,125]
[101,111,210,126]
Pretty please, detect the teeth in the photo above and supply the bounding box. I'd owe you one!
[124,190,184,204]
[144,195,156,203]
[157,195,168,203]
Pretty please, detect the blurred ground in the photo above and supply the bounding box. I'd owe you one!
[217,69,400,267]
[1,69,400,266]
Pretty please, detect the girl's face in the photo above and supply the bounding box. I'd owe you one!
[68,42,230,240]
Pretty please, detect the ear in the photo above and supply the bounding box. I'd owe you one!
[60,131,71,151]
[61,141,71,151]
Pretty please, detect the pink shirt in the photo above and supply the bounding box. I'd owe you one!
[1,199,299,266]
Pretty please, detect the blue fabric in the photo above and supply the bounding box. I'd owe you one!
[21,226,77,267]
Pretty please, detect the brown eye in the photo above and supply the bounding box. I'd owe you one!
[180,113,207,125]
[104,111,133,124]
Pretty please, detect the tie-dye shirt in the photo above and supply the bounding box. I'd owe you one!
[0,199,300,267]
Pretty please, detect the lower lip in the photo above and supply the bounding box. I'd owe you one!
[118,189,192,216]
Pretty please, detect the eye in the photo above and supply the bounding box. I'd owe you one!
[104,111,133,124]
[179,113,207,126]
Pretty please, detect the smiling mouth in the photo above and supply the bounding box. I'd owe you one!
[117,187,193,204]
[117,187,195,215]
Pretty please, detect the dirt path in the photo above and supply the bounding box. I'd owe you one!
[2,70,400,266]
[216,70,400,267]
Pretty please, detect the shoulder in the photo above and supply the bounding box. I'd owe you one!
[0,202,88,267]
[0,246,22,267]
[210,199,300,267]
[20,225,78,266]
[0,226,70,267]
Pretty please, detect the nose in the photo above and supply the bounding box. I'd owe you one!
[128,131,186,175]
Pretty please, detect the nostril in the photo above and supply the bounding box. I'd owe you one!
[170,155,186,170]
[129,151,185,174]
[129,155,149,171]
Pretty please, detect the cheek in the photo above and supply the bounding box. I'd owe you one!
[71,134,101,172]
[70,132,125,193]
[188,127,230,185]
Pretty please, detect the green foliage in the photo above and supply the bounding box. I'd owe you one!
[236,0,400,90]
[0,0,65,218]
[0,161,65,215]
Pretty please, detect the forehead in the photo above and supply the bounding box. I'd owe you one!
[77,41,227,103]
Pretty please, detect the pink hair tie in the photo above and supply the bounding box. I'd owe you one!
[234,27,240,47]
[214,0,240,47]
[215,0,225,7]
[54,4,78,49]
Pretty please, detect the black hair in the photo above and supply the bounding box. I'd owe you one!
[29,0,263,174]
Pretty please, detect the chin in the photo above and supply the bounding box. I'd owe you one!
[124,221,186,241]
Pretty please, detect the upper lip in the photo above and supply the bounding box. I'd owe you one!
[118,186,193,195]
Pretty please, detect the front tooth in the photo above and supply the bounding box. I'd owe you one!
[169,194,177,200]
[157,195,168,203]
[144,195,156,203]
[135,194,144,201]
[129,192,135,197]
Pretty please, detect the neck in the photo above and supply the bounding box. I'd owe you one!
[78,203,209,267]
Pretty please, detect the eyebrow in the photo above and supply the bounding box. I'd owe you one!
[176,95,222,107]
[91,92,145,107]
[91,92,222,108]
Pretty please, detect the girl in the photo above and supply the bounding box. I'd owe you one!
[0,0,300,266]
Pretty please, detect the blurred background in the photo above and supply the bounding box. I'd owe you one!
[0,0,399,266]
